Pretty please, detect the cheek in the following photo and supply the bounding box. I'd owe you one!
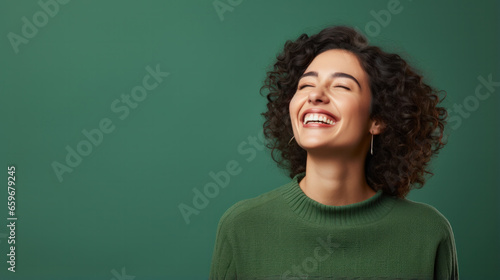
[338,97,367,121]
[289,96,299,116]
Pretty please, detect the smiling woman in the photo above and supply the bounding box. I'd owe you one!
[209,25,458,279]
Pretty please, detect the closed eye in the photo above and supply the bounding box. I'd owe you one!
[298,84,351,90]
[298,84,312,90]
[335,85,350,90]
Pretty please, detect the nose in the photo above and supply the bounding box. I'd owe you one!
[308,84,330,104]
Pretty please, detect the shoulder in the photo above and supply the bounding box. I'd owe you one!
[216,180,290,228]
[391,196,455,236]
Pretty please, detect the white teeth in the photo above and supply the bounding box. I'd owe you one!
[303,113,336,125]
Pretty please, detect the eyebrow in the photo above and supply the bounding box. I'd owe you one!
[299,71,362,90]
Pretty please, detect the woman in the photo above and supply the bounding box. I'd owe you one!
[209,25,459,280]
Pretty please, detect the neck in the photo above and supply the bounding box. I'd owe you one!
[299,151,376,206]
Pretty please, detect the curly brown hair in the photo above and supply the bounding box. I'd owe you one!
[259,25,448,199]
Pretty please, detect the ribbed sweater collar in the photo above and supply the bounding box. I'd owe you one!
[281,172,396,226]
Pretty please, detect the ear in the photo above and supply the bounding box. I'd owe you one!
[369,118,386,135]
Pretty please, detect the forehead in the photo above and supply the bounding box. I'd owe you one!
[303,49,367,83]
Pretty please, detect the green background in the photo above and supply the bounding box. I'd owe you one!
[1,0,499,279]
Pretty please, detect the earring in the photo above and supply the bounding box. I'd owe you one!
[370,133,374,155]
[288,135,295,145]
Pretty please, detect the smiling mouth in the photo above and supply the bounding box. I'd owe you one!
[302,121,337,127]
[302,113,337,127]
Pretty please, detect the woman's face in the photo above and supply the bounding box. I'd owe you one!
[289,49,373,156]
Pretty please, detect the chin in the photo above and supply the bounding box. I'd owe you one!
[298,142,335,151]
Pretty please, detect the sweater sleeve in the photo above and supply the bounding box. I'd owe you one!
[209,210,237,280]
[433,219,459,280]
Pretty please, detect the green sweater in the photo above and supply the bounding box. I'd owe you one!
[209,172,459,279]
